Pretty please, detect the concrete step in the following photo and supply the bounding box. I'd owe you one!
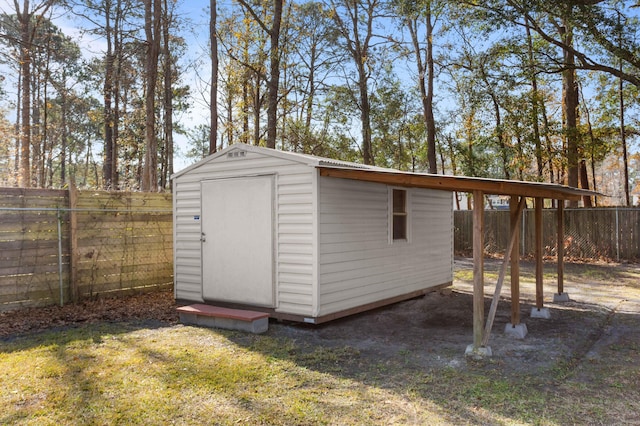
[177,304,269,334]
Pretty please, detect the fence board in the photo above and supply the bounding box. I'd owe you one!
[0,263,63,277]
[76,265,173,284]
[0,273,64,296]
[77,282,172,299]
[75,192,172,210]
[0,253,67,268]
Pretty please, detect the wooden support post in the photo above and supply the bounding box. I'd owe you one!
[535,197,544,309]
[482,196,526,347]
[68,181,79,302]
[472,190,485,349]
[510,196,521,326]
[557,201,565,295]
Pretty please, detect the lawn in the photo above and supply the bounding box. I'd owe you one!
[2,259,640,425]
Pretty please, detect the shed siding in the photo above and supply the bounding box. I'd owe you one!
[318,176,452,316]
[173,151,316,315]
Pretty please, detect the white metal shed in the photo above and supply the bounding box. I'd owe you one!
[172,143,453,323]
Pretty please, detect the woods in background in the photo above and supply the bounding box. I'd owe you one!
[0,0,639,205]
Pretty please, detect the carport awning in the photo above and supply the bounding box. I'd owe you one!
[317,165,601,201]
[318,164,602,355]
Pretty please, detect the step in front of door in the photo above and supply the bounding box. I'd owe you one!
[177,304,269,334]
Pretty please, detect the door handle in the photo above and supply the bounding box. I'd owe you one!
[200,232,206,242]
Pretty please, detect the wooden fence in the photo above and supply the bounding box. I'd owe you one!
[0,187,173,312]
[454,208,640,261]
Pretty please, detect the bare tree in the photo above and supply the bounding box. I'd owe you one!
[400,0,438,173]
[235,0,284,150]
[330,0,384,165]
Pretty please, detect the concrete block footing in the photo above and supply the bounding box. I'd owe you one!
[530,307,551,319]
[504,323,528,339]
[553,292,570,303]
[465,344,492,358]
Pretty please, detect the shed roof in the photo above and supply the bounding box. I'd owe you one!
[318,166,600,201]
[172,143,385,179]
[173,144,600,201]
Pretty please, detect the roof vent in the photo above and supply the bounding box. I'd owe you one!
[227,150,246,159]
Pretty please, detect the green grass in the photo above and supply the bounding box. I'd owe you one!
[2,320,639,425]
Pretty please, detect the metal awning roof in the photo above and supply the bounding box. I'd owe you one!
[318,165,601,201]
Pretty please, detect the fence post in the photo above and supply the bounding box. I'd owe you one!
[57,208,64,307]
[69,181,79,302]
[616,207,620,262]
[521,208,526,256]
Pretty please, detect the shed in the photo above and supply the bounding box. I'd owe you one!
[172,143,454,323]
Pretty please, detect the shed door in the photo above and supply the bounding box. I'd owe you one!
[201,176,274,307]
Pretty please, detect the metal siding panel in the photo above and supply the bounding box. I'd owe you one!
[318,177,453,316]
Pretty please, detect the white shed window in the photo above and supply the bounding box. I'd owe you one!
[391,188,408,241]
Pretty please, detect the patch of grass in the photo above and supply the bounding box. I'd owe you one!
[2,318,640,425]
[454,269,475,282]
[454,269,501,282]
[0,325,448,425]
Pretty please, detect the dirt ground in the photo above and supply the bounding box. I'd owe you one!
[0,291,179,338]
[2,257,640,377]
[268,257,640,376]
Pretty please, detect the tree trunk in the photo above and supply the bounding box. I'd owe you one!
[526,18,543,180]
[561,18,579,206]
[142,0,161,191]
[488,89,509,179]
[253,78,261,145]
[465,109,476,176]
[266,0,283,149]
[33,54,42,186]
[227,85,233,146]
[579,159,592,207]
[425,9,437,174]
[516,134,524,180]
[358,62,373,165]
[61,91,68,187]
[18,1,32,187]
[242,78,249,144]
[540,94,554,184]
[161,0,174,188]
[103,0,114,189]
[112,0,123,189]
[304,44,316,131]
[209,0,218,154]
[620,68,630,206]
[14,70,21,182]
[407,10,436,174]
[41,38,50,187]
[581,88,598,205]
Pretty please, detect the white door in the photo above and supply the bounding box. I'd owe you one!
[201,176,274,307]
